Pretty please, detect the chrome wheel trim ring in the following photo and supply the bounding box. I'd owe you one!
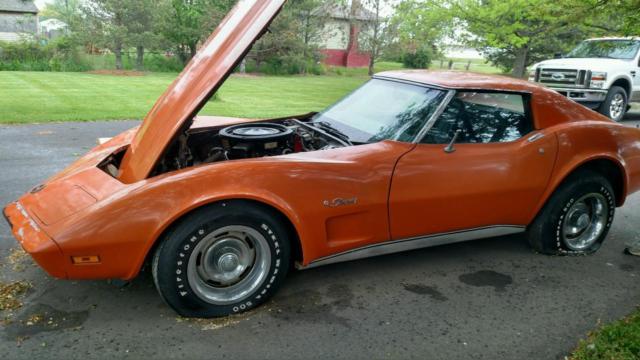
[609,93,625,120]
[187,225,271,305]
[562,193,609,251]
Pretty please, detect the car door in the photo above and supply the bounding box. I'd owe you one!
[389,91,558,241]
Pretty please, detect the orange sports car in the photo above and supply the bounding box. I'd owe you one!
[4,0,640,318]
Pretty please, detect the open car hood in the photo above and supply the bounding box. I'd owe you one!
[118,0,286,183]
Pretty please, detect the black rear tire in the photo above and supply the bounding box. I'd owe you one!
[527,170,615,255]
[152,201,290,318]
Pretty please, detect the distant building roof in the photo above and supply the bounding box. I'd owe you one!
[0,0,38,14]
[40,18,67,30]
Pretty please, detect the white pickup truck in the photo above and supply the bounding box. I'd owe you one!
[529,37,640,121]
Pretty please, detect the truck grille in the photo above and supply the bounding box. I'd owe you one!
[536,68,589,88]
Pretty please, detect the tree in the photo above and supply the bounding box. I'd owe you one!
[617,0,640,34]
[478,24,587,74]
[360,0,381,75]
[416,0,620,77]
[157,0,235,65]
[82,0,128,70]
[246,0,329,74]
[446,0,591,78]
[577,0,640,35]
[391,0,453,67]
[393,0,636,76]
[247,1,305,72]
[294,0,329,63]
[123,0,161,70]
[41,0,83,25]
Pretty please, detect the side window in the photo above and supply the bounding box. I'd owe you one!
[422,92,534,144]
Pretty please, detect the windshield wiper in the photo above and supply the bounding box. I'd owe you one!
[310,121,354,146]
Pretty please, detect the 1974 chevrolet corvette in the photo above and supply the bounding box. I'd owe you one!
[4,0,640,318]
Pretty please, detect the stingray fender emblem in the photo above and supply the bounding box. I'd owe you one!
[323,197,358,208]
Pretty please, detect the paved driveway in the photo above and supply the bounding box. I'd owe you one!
[1,113,639,360]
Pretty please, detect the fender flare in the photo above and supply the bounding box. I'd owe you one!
[126,192,306,280]
[530,153,628,225]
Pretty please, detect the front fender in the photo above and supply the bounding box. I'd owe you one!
[52,141,410,280]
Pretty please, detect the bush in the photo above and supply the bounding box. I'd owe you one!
[143,53,183,72]
[48,37,91,72]
[82,52,184,73]
[0,41,50,71]
[243,55,325,75]
[0,38,90,72]
[402,48,432,69]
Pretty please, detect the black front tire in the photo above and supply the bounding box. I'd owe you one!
[527,170,615,255]
[598,86,628,122]
[152,201,291,318]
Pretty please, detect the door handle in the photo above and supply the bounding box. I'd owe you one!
[528,133,545,143]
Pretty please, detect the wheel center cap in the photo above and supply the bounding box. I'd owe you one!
[576,213,590,230]
[218,253,239,273]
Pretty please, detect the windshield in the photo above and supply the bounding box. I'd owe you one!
[566,39,640,60]
[312,79,447,143]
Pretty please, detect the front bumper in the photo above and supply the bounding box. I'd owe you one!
[3,202,67,278]
[549,87,608,108]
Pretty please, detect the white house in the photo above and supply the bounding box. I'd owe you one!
[40,18,67,39]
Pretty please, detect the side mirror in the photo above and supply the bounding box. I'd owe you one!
[444,129,463,154]
[554,53,563,59]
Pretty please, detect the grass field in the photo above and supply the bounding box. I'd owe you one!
[0,71,367,123]
[0,60,501,124]
[570,308,640,360]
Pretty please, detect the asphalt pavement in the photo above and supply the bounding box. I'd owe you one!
[0,111,639,360]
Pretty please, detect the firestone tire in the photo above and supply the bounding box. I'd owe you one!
[527,170,615,256]
[152,201,290,318]
[598,86,628,122]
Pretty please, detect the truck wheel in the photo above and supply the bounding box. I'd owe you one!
[527,170,615,255]
[599,86,628,122]
[152,201,290,318]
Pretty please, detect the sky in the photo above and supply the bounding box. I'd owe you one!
[35,0,53,11]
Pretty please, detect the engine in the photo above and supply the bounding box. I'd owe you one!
[154,118,347,174]
[218,123,295,159]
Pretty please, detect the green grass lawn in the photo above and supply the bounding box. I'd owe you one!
[0,71,368,123]
[570,308,640,360]
[0,59,502,124]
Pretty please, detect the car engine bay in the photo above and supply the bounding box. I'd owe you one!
[152,118,351,175]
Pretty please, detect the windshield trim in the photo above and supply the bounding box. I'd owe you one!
[372,75,451,91]
[412,90,456,144]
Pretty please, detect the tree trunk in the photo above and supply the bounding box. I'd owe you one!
[189,44,197,62]
[512,45,529,78]
[136,46,144,71]
[114,44,123,70]
[177,45,188,65]
[239,58,246,73]
[368,55,375,76]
